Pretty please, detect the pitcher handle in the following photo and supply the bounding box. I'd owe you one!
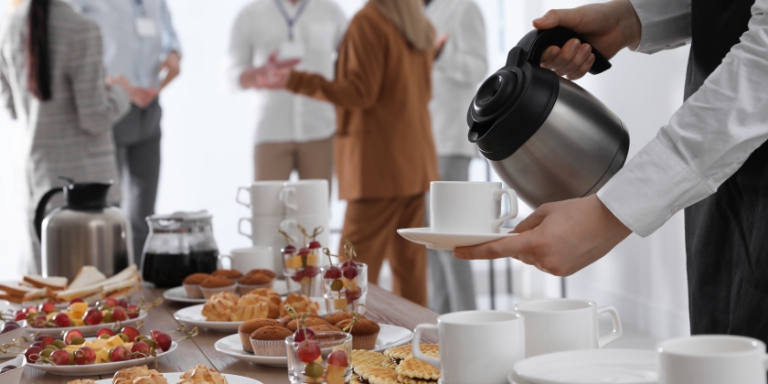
[34,187,65,240]
[491,188,519,232]
[238,218,252,239]
[412,324,441,370]
[235,187,251,208]
[597,305,623,348]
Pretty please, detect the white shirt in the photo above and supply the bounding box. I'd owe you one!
[425,0,488,157]
[226,0,347,144]
[597,0,768,237]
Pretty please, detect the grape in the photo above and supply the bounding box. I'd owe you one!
[24,346,42,363]
[1,321,20,334]
[293,327,316,343]
[69,298,84,305]
[83,308,103,325]
[341,260,357,269]
[112,306,128,321]
[53,313,71,327]
[323,267,342,279]
[296,340,321,363]
[309,240,322,249]
[0,365,16,373]
[127,304,140,319]
[131,341,151,358]
[32,315,48,328]
[104,298,119,308]
[36,335,54,348]
[290,270,305,282]
[343,266,358,280]
[151,331,172,352]
[327,350,348,366]
[121,326,140,342]
[13,310,25,321]
[30,341,44,350]
[38,302,56,314]
[298,248,310,256]
[49,349,70,366]
[73,346,96,365]
[96,328,115,338]
[69,337,86,345]
[109,346,132,362]
[304,266,319,278]
[64,329,84,345]
[305,361,324,378]
[282,244,297,254]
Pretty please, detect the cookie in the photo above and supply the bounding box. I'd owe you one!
[383,344,439,363]
[396,356,441,381]
[380,358,398,369]
[351,349,388,371]
[397,375,439,384]
[356,366,399,384]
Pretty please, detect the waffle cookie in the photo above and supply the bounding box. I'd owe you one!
[396,356,441,382]
[357,366,400,384]
[383,344,439,365]
[380,358,398,369]
[352,349,389,371]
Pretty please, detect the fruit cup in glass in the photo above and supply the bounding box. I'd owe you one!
[284,247,323,297]
[320,263,367,313]
[286,331,352,384]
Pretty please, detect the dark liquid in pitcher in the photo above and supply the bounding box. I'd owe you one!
[141,250,218,288]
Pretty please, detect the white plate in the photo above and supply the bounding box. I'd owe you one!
[22,311,148,337]
[397,227,516,250]
[0,355,25,384]
[94,372,263,384]
[163,280,294,304]
[214,323,414,367]
[26,340,178,376]
[511,349,658,384]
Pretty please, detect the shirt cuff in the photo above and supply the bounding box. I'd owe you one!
[628,0,692,54]
[597,136,714,237]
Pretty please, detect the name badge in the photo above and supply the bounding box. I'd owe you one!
[136,18,158,37]
[279,41,305,60]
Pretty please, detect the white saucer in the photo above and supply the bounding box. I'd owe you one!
[397,227,516,250]
[510,349,658,384]
[214,324,414,367]
[95,372,262,384]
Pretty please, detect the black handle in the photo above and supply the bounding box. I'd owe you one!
[511,27,611,75]
[34,187,64,240]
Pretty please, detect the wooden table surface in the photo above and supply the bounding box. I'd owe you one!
[21,285,438,384]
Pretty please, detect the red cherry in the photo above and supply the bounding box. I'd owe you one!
[304,266,319,278]
[73,346,96,365]
[64,329,84,345]
[131,341,151,358]
[296,340,321,363]
[126,304,140,319]
[36,334,54,348]
[53,313,71,327]
[328,350,348,366]
[83,308,103,325]
[38,302,56,314]
[309,240,322,249]
[293,327,316,343]
[13,310,26,321]
[69,298,84,305]
[24,346,42,363]
[109,346,132,362]
[120,326,140,342]
[32,315,48,328]
[342,266,358,280]
[282,244,297,254]
[323,267,342,279]
[151,330,172,352]
[96,328,115,338]
[290,270,305,282]
[341,260,357,269]
[112,306,128,322]
[298,248,310,256]
[49,349,70,365]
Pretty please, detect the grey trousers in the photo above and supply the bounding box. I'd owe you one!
[114,100,162,265]
[427,155,477,314]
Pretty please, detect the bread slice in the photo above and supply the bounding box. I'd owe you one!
[101,265,138,286]
[24,275,68,290]
[68,266,106,290]
[0,283,35,298]
[55,285,103,303]
[104,275,140,299]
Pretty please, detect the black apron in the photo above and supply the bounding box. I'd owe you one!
[684,0,768,340]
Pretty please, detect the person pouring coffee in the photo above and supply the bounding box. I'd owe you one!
[456,0,768,346]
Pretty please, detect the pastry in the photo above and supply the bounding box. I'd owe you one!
[67,381,96,384]
[285,317,330,332]
[243,288,281,318]
[231,294,270,322]
[280,292,319,317]
[396,356,441,383]
[211,269,243,279]
[178,364,228,384]
[112,366,168,384]
[246,269,276,279]
[238,318,282,352]
[383,344,439,366]
[201,291,238,321]
[200,276,236,299]
[324,311,354,325]
[249,325,293,356]
[337,318,380,350]
[182,273,210,299]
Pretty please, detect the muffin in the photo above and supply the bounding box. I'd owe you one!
[200,276,236,299]
[250,326,293,356]
[337,318,380,350]
[212,269,244,279]
[246,269,276,279]
[310,324,342,332]
[237,272,274,295]
[324,311,354,325]
[245,288,282,318]
[285,317,330,332]
[182,273,210,299]
[201,291,239,321]
[280,293,320,317]
[279,313,322,326]
[238,318,281,352]
[231,294,270,322]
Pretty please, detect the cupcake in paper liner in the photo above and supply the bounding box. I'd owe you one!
[182,273,210,299]
[238,318,281,353]
[200,276,236,299]
[336,318,380,350]
[250,326,293,356]
[237,272,275,295]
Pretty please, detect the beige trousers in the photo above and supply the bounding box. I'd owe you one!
[254,137,333,184]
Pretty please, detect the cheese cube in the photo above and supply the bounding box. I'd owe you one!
[343,279,358,292]
[306,253,319,266]
[285,256,303,269]
[107,335,124,347]
[333,298,347,310]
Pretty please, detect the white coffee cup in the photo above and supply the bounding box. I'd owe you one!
[658,335,768,384]
[236,181,287,216]
[279,179,329,216]
[218,246,274,272]
[514,298,622,357]
[430,181,518,234]
[413,310,525,384]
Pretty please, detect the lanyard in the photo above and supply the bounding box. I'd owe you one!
[273,0,310,40]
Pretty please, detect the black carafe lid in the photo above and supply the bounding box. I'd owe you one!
[65,181,112,210]
[467,27,612,161]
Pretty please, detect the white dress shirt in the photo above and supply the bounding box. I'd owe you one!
[597,0,768,236]
[227,0,347,145]
[425,0,488,158]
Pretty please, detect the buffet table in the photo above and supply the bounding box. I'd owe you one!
[21,285,439,384]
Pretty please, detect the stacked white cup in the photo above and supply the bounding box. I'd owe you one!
[235,179,330,278]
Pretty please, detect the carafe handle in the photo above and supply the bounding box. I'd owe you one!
[34,187,64,240]
[509,27,611,75]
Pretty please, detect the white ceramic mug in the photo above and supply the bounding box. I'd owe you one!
[235,181,287,216]
[218,246,274,272]
[278,179,329,216]
[413,310,526,384]
[430,181,518,234]
[514,298,622,357]
[658,335,768,384]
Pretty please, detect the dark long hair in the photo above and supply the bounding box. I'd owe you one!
[26,0,52,101]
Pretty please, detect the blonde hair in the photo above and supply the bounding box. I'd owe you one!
[373,0,435,51]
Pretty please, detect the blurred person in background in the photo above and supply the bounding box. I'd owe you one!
[228,0,347,186]
[254,0,442,305]
[67,0,182,264]
[0,0,144,273]
[424,0,487,314]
